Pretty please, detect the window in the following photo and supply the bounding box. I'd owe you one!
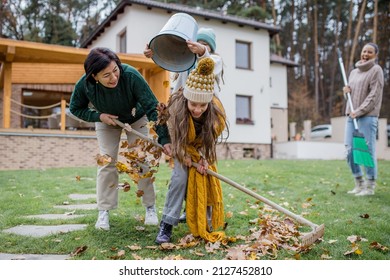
[236,95,254,124]
[118,29,127,53]
[235,41,251,69]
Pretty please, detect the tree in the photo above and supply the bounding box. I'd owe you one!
[2,0,389,124]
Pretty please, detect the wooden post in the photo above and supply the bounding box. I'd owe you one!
[2,45,15,128]
[2,62,12,128]
[60,99,66,131]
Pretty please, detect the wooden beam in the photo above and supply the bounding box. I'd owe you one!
[12,63,84,84]
[0,63,4,88]
[6,46,16,62]
[2,62,12,128]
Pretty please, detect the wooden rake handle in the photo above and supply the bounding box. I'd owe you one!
[113,119,319,229]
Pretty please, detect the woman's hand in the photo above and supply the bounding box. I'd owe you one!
[343,86,351,94]
[186,40,206,56]
[162,143,172,157]
[100,113,118,126]
[144,44,153,58]
[343,86,357,118]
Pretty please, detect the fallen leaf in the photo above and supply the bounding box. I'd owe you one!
[369,241,389,252]
[160,243,177,250]
[134,214,143,222]
[205,241,221,253]
[126,245,141,251]
[71,245,87,256]
[146,121,155,129]
[225,211,233,218]
[117,250,126,257]
[117,182,131,192]
[344,245,363,256]
[95,154,112,166]
[321,254,332,259]
[301,202,312,209]
[225,246,247,260]
[136,190,144,197]
[359,213,370,219]
[132,253,143,260]
[355,248,363,255]
[347,235,361,243]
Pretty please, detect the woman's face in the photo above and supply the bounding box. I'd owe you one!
[360,45,377,63]
[93,61,120,88]
[187,101,209,119]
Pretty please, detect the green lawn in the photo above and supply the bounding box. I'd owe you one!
[0,159,389,260]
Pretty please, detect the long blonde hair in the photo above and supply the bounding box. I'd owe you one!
[167,89,228,164]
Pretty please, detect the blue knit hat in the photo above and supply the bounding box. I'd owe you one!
[197,28,216,53]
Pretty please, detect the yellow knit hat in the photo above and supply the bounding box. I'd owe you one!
[183,57,215,103]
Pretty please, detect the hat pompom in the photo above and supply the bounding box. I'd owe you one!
[197,57,214,76]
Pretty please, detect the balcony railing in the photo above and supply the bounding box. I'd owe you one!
[9,98,94,131]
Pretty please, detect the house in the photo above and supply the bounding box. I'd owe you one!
[0,0,297,170]
[80,0,297,160]
[0,38,168,170]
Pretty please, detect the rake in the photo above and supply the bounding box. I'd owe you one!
[337,49,374,167]
[114,119,325,246]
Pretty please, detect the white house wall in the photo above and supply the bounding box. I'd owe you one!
[88,4,273,146]
[270,63,288,108]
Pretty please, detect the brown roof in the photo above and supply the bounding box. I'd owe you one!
[80,0,281,48]
[0,37,158,68]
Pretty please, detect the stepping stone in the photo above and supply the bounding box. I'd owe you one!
[25,214,86,220]
[53,203,97,210]
[2,224,87,237]
[0,253,70,260]
[68,194,96,200]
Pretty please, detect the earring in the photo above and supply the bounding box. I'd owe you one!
[96,80,99,84]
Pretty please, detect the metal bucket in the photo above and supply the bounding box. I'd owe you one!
[149,13,198,72]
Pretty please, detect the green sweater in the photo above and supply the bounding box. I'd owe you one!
[69,64,170,145]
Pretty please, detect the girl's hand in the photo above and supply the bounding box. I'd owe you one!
[186,40,206,56]
[184,155,192,167]
[100,113,118,126]
[196,158,209,175]
[144,44,153,58]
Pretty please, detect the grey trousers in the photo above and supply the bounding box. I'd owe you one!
[95,115,156,210]
[161,158,188,226]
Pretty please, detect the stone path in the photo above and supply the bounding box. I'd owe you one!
[0,193,96,260]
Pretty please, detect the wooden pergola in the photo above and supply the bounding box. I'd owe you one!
[0,38,169,130]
